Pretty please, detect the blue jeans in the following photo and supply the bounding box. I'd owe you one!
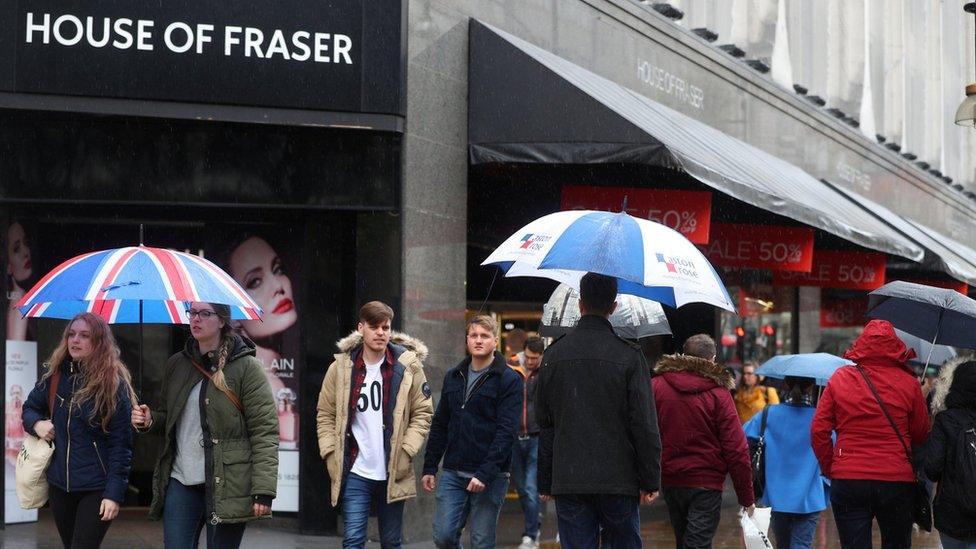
[163,478,247,549]
[511,436,541,540]
[770,511,820,549]
[940,533,976,549]
[555,494,641,549]
[432,470,509,549]
[342,472,405,549]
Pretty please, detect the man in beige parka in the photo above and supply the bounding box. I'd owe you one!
[316,301,433,548]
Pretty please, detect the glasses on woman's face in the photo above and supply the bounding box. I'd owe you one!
[186,309,217,320]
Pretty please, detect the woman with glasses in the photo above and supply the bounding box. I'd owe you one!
[131,302,279,549]
[22,312,137,549]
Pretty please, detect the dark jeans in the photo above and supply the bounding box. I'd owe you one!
[830,479,914,549]
[49,485,112,549]
[662,487,722,549]
[555,494,641,549]
[163,478,247,549]
[432,470,510,549]
[341,472,404,548]
[770,511,821,549]
[511,436,541,540]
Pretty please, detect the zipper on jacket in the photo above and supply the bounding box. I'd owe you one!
[65,374,77,492]
[521,373,528,436]
[93,441,107,475]
[461,371,494,409]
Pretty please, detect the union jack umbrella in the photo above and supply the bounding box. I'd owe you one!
[15,246,263,324]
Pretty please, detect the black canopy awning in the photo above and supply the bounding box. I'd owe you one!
[468,20,924,262]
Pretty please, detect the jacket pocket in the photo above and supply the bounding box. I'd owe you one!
[93,441,107,475]
[215,444,253,519]
[394,447,413,481]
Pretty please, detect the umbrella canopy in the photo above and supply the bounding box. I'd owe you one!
[16,246,262,323]
[756,353,852,386]
[482,210,735,312]
[867,281,976,350]
[540,283,672,340]
[895,328,957,367]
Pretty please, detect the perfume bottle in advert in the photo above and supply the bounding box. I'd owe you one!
[276,388,298,450]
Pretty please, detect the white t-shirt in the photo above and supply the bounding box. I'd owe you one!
[350,358,387,481]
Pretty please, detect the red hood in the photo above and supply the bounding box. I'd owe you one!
[843,319,916,375]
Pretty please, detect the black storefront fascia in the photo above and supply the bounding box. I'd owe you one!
[0,2,406,535]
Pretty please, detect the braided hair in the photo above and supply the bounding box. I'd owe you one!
[208,303,235,395]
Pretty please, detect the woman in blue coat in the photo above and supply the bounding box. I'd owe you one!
[744,376,829,549]
[22,312,137,549]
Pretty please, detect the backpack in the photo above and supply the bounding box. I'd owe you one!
[950,416,976,515]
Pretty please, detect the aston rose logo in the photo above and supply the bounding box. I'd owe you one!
[656,253,699,278]
[519,233,552,252]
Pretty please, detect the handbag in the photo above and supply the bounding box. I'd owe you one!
[749,406,770,500]
[854,366,932,532]
[15,374,60,509]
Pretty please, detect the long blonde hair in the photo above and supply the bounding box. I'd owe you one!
[40,312,138,431]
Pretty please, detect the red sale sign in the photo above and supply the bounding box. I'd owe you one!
[820,296,869,327]
[774,251,887,290]
[702,223,814,272]
[561,186,712,244]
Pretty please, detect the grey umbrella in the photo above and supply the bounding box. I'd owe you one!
[895,329,957,367]
[540,283,672,340]
[867,281,976,365]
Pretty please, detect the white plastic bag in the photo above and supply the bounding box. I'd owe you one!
[740,508,773,549]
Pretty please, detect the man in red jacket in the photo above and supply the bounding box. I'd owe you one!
[811,319,930,547]
[652,334,755,548]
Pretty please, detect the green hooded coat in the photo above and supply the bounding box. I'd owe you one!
[146,334,279,524]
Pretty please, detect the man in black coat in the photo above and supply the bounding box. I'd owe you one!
[536,272,662,548]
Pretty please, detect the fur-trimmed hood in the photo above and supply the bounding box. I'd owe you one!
[931,354,976,415]
[335,330,429,362]
[654,354,735,391]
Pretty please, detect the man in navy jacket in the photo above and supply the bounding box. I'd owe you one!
[422,315,522,549]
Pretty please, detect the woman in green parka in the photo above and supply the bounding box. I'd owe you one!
[131,302,278,549]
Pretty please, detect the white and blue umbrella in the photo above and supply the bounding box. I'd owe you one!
[756,353,852,386]
[482,210,735,311]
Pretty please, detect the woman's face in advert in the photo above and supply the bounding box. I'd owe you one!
[7,222,32,283]
[230,236,298,339]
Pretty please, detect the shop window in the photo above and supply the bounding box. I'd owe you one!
[718,282,795,370]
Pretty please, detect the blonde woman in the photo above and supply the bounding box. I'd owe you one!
[22,312,137,549]
[131,302,278,549]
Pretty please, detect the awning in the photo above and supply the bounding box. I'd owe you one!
[826,182,976,285]
[468,20,924,262]
[902,218,976,284]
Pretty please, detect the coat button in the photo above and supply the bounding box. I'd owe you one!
[215,477,221,484]
[205,398,211,405]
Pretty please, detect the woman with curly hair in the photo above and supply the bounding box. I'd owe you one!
[131,302,278,549]
[22,312,137,549]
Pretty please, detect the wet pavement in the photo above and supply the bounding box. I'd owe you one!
[0,492,944,548]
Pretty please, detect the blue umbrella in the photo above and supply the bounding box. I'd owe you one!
[756,353,853,386]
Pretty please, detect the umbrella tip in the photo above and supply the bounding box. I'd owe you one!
[621,196,629,213]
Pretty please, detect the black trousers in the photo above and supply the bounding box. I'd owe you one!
[662,487,723,549]
[830,479,914,549]
[49,485,113,549]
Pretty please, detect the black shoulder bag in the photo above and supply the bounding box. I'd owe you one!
[749,406,770,500]
[854,366,932,532]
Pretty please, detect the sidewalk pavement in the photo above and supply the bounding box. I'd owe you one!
[0,487,943,548]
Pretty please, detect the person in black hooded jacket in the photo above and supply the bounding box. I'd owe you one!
[924,358,976,547]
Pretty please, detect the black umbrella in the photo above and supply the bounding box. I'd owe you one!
[867,281,976,365]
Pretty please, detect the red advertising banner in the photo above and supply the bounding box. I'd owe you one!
[820,296,869,327]
[561,185,712,244]
[888,277,969,295]
[702,223,814,272]
[774,251,887,290]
